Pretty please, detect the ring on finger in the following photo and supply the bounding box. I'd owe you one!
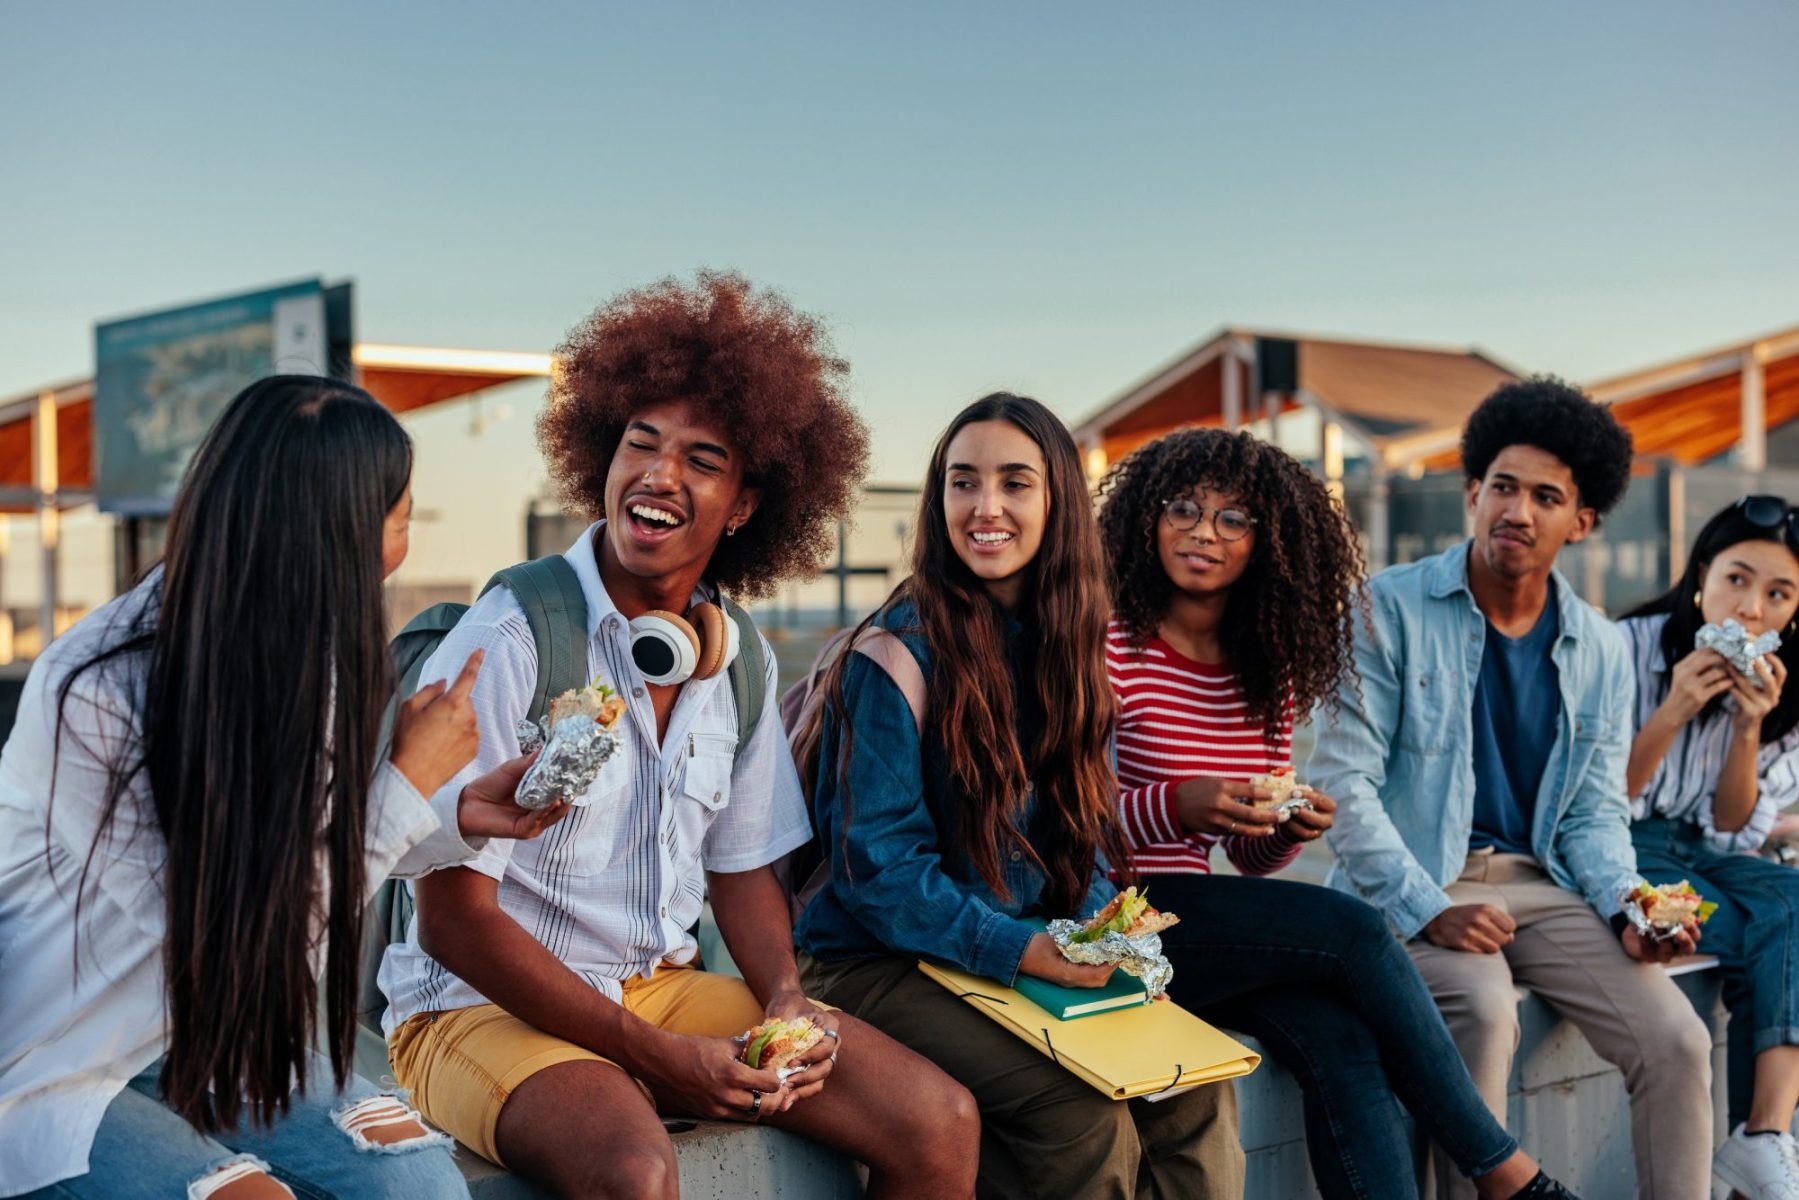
[1227,819,1238,834]
[822,1028,839,1041]
[746,1089,762,1118]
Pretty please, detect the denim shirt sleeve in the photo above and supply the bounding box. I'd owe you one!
[1309,584,1454,939]
[1554,622,1643,917]
[815,651,1039,984]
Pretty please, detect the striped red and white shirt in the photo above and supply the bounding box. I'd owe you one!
[1108,619,1302,876]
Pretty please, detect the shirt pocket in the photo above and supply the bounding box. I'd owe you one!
[672,731,735,863]
[1395,668,1456,755]
[1566,708,1616,775]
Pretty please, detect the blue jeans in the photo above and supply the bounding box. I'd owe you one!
[19,1055,468,1200]
[1151,873,1518,1200]
[1634,817,1799,1127]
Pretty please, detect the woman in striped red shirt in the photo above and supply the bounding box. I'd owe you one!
[1097,428,1574,1200]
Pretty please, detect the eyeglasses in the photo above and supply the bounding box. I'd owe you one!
[1163,497,1256,541]
[1735,495,1799,545]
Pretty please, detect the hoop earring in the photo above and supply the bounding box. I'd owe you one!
[1694,590,1703,608]
[726,523,738,538]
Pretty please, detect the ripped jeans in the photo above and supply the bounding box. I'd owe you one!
[19,1054,468,1200]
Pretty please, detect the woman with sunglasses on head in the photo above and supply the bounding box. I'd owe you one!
[1096,427,1574,1200]
[796,394,1244,1199]
[0,377,567,1200]
[1619,495,1799,1199]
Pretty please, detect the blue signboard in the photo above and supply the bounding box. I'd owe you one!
[93,279,345,515]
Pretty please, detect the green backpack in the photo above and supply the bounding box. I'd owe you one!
[360,554,768,1032]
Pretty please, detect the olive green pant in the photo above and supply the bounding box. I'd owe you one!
[800,953,1244,1200]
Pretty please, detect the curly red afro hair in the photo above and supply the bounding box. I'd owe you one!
[539,271,871,600]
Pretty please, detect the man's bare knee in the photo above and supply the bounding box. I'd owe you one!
[581,1144,677,1200]
[331,1094,452,1153]
[186,1156,294,1200]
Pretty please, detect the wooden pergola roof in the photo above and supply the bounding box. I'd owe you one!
[1070,327,1521,469]
[0,344,553,512]
[1403,325,1799,473]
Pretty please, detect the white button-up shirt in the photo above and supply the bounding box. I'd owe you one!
[0,571,475,1196]
[379,523,810,1029]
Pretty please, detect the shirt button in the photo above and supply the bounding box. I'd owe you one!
[1010,850,1022,862]
[712,791,722,804]
[632,687,645,699]
[606,616,619,632]
[660,906,668,918]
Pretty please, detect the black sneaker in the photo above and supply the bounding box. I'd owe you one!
[1513,1171,1580,1200]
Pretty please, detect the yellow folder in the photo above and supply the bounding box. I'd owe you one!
[918,961,1261,1101]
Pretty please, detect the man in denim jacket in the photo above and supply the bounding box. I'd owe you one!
[1309,379,1713,1200]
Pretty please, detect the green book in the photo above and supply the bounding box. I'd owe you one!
[1013,967,1151,1020]
[1010,916,1151,1019]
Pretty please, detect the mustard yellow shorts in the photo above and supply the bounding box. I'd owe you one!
[388,960,767,1166]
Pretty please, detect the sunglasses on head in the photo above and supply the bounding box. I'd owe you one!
[1734,495,1799,544]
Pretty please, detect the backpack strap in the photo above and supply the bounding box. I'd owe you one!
[851,627,926,734]
[484,555,591,723]
[719,596,767,760]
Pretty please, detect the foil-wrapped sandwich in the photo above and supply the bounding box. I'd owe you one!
[513,682,627,811]
[1696,619,1781,688]
[1046,887,1180,997]
[739,1017,825,1082]
[1621,879,1718,941]
[1249,768,1313,822]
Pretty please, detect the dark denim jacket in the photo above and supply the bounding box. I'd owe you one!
[793,599,1116,985]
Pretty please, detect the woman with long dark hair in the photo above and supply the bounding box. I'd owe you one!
[0,376,564,1199]
[1096,427,1572,1200]
[1619,496,1799,1198]
[794,394,1243,1198]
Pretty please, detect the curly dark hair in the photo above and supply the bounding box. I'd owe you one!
[1460,376,1633,521]
[538,270,870,599]
[1096,428,1365,741]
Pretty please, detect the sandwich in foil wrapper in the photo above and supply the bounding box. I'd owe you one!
[1250,768,1313,822]
[1046,887,1180,998]
[1619,879,1719,942]
[513,684,627,811]
[1696,619,1781,687]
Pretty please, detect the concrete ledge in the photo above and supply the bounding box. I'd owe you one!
[454,1121,861,1200]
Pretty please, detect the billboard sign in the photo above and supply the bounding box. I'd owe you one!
[93,279,350,515]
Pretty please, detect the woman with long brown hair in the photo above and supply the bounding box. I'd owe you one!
[0,376,565,1199]
[794,393,1243,1198]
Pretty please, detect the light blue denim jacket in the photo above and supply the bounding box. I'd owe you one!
[1307,541,1642,940]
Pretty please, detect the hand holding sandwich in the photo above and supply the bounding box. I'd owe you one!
[636,1031,787,1123]
[455,750,572,840]
[1021,934,1118,988]
[756,990,841,1104]
[1173,775,1280,838]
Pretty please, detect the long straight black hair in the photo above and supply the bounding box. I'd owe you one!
[54,375,411,1131]
[1623,497,1799,744]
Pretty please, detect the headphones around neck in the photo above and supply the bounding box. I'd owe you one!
[630,602,740,686]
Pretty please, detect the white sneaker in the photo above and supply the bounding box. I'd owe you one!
[1715,1124,1799,1200]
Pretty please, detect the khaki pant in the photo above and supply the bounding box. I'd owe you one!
[1408,852,1713,1200]
[800,953,1243,1200]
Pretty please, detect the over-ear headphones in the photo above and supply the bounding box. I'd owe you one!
[630,602,740,686]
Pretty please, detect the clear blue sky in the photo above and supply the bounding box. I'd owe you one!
[3,1,1796,594]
